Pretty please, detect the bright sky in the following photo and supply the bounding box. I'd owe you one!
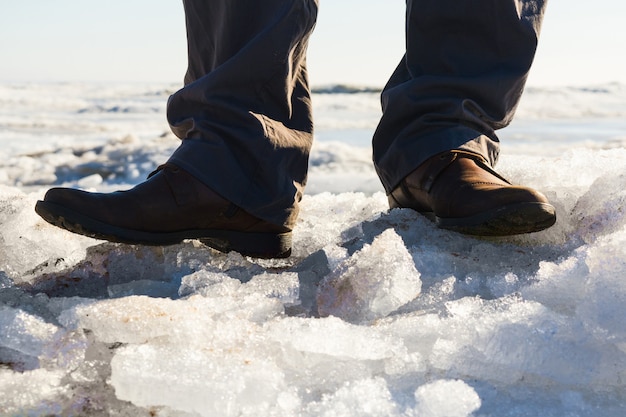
[1,1,625,87]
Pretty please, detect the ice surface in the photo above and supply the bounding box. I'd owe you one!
[0,185,92,281]
[0,306,58,357]
[413,379,481,417]
[3,82,626,416]
[0,368,67,415]
[317,229,422,323]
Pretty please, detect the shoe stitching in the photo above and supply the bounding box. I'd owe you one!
[465,181,508,187]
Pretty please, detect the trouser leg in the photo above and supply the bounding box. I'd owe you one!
[166,0,318,228]
[373,0,548,193]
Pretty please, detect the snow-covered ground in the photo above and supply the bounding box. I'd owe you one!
[2,82,626,416]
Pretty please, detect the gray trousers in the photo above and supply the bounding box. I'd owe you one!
[166,0,548,228]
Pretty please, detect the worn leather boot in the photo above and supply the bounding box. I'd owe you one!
[388,150,556,236]
[35,164,292,258]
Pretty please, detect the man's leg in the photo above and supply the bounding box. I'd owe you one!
[168,0,318,228]
[374,0,556,235]
[35,0,319,258]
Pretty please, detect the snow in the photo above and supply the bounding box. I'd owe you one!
[2,82,626,416]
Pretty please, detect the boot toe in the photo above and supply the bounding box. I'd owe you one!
[390,151,557,236]
[35,165,294,258]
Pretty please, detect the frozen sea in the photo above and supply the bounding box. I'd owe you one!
[2,82,626,416]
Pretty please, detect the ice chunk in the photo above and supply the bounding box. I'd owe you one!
[412,379,481,417]
[178,269,239,297]
[306,378,400,417]
[267,317,408,403]
[572,172,626,242]
[0,306,58,357]
[267,316,405,361]
[521,252,590,315]
[421,295,617,389]
[110,344,295,417]
[59,293,283,345]
[317,229,421,322]
[0,305,87,373]
[0,368,67,415]
[76,173,103,188]
[292,191,388,258]
[576,229,626,339]
[0,185,91,281]
[244,272,300,305]
[180,269,300,305]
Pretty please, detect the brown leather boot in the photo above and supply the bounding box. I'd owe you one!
[35,164,292,258]
[388,150,556,236]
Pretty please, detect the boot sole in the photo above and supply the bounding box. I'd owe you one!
[35,200,292,259]
[427,202,557,236]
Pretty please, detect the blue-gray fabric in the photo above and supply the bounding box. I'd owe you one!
[166,0,547,227]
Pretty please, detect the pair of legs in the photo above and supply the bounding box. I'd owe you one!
[168,0,547,226]
[36,0,556,258]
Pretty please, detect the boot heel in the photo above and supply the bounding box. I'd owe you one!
[199,230,292,259]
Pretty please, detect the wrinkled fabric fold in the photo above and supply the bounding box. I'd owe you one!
[373,0,548,193]
[167,0,318,227]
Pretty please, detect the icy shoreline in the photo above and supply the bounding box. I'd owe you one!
[3,149,626,416]
[3,83,626,416]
